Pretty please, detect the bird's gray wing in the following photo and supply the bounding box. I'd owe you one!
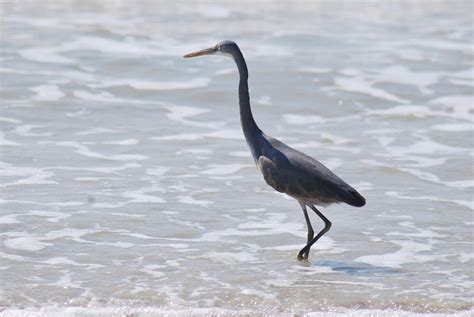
[257,156,284,193]
[257,153,365,206]
[257,155,307,198]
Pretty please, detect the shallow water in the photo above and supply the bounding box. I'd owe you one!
[0,1,473,316]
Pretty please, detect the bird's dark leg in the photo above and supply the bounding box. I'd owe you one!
[297,202,314,260]
[297,205,332,260]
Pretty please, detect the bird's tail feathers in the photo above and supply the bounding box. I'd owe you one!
[342,188,366,207]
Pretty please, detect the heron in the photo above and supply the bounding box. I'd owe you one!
[184,40,365,260]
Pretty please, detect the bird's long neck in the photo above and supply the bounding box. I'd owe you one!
[233,49,261,158]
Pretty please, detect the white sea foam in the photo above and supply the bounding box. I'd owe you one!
[177,195,213,207]
[450,67,474,79]
[75,128,118,135]
[87,211,145,219]
[458,253,474,263]
[430,95,474,121]
[162,104,223,128]
[265,237,346,254]
[283,114,325,125]
[255,95,272,106]
[385,136,462,156]
[0,116,22,124]
[0,213,21,224]
[203,251,257,264]
[18,47,75,64]
[356,239,435,268]
[120,186,167,204]
[176,149,213,159]
[14,125,52,137]
[215,68,235,75]
[196,5,232,18]
[398,49,426,61]
[319,158,342,170]
[293,263,334,274]
[43,228,97,242]
[4,15,60,28]
[297,67,333,74]
[92,77,210,91]
[65,108,92,118]
[4,236,51,251]
[166,216,205,230]
[164,105,208,121]
[151,133,203,141]
[448,78,473,87]
[200,213,305,243]
[0,132,21,146]
[375,65,439,94]
[229,151,250,158]
[53,141,148,161]
[0,307,472,317]
[0,251,27,261]
[104,139,139,145]
[201,164,248,175]
[74,177,121,182]
[330,75,408,104]
[90,201,130,209]
[386,191,474,210]
[320,132,352,145]
[140,264,166,278]
[73,90,126,103]
[146,166,170,176]
[30,85,65,101]
[120,233,156,240]
[386,221,445,239]
[254,44,293,57]
[264,243,304,251]
[60,36,160,57]
[432,123,474,132]
[397,167,442,184]
[139,242,190,250]
[0,163,57,187]
[50,163,140,175]
[443,179,474,189]
[152,129,242,141]
[41,257,104,269]
[31,210,71,223]
[413,38,473,53]
[368,105,439,118]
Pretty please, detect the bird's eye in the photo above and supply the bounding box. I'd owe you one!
[216,45,220,50]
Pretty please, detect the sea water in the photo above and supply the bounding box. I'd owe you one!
[0,1,473,316]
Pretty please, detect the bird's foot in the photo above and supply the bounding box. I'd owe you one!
[297,246,310,261]
[296,252,309,261]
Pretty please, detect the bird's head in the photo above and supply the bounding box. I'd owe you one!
[183,40,238,59]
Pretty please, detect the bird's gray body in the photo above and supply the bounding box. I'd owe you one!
[253,133,365,207]
[184,40,365,260]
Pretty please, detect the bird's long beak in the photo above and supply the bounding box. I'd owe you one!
[183,46,217,58]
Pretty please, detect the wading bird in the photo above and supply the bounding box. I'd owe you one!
[184,41,365,260]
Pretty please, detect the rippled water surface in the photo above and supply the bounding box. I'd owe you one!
[1,1,473,316]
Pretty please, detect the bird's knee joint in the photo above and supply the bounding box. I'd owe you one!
[325,221,332,231]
